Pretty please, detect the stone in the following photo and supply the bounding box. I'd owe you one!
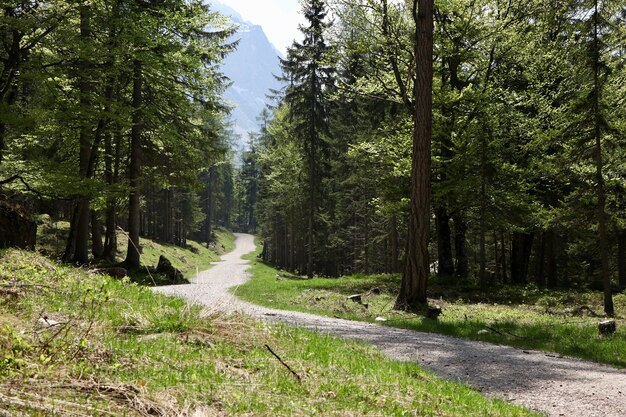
[157,255,184,283]
[598,320,616,335]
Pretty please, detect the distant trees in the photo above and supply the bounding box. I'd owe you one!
[252,0,626,315]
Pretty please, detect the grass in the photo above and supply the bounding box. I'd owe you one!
[237,246,626,368]
[0,249,539,416]
[36,216,235,282]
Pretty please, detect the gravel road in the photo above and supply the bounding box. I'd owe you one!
[155,233,626,417]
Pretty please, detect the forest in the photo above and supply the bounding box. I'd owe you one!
[0,0,237,265]
[1,0,626,316]
[244,0,626,316]
[1,0,626,415]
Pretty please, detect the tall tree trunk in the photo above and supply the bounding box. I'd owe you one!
[500,232,508,282]
[91,210,103,258]
[395,0,433,309]
[618,230,626,290]
[102,131,120,262]
[592,0,614,316]
[546,230,557,288]
[307,174,315,278]
[205,167,214,245]
[511,232,533,284]
[124,60,143,268]
[436,207,454,276]
[453,214,468,279]
[390,215,399,273]
[535,232,546,287]
[70,5,93,264]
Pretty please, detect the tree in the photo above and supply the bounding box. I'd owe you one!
[394,0,434,308]
[278,0,334,278]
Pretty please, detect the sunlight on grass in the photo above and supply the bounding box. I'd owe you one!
[238,252,626,368]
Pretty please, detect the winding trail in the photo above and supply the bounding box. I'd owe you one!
[155,233,626,417]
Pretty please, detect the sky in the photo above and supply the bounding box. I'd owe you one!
[216,0,305,56]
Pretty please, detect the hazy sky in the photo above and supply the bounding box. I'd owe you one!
[216,0,305,55]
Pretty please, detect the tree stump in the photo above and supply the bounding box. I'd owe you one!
[426,305,442,319]
[598,320,616,335]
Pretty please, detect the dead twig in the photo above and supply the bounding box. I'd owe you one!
[484,325,525,339]
[264,344,302,382]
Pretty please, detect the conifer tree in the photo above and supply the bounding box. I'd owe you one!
[278,0,334,278]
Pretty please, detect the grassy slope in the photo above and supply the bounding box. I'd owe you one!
[237,246,626,368]
[37,219,236,280]
[0,249,538,416]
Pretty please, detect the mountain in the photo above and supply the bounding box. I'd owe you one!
[212,2,283,147]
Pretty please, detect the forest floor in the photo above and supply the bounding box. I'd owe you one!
[157,233,626,417]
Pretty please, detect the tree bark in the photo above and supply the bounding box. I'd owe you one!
[70,5,93,264]
[124,59,143,268]
[390,215,399,273]
[91,210,103,258]
[618,230,626,290]
[511,232,533,284]
[453,214,468,279]
[436,207,454,277]
[592,0,613,316]
[395,0,433,309]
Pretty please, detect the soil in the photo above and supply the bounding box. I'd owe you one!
[155,233,626,417]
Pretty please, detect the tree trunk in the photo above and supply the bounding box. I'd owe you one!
[511,232,533,284]
[436,207,454,277]
[124,60,143,268]
[535,232,546,287]
[68,5,93,264]
[91,210,103,258]
[395,0,433,309]
[102,131,119,262]
[390,215,399,273]
[205,167,214,244]
[618,230,626,290]
[546,230,557,288]
[453,214,468,279]
[592,0,613,316]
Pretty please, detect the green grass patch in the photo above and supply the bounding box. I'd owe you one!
[237,256,626,368]
[0,249,538,416]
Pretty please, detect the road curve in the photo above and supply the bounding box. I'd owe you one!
[155,233,626,417]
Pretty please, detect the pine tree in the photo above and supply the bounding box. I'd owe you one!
[278,0,334,278]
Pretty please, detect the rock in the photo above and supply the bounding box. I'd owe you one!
[157,255,184,283]
[38,317,60,327]
[598,320,616,335]
[0,200,36,250]
[426,305,442,319]
[375,317,387,322]
[347,294,362,303]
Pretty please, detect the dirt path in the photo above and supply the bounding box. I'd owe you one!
[155,233,626,417]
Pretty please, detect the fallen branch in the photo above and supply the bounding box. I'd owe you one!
[484,325,525,340]
[264,344,301,381]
